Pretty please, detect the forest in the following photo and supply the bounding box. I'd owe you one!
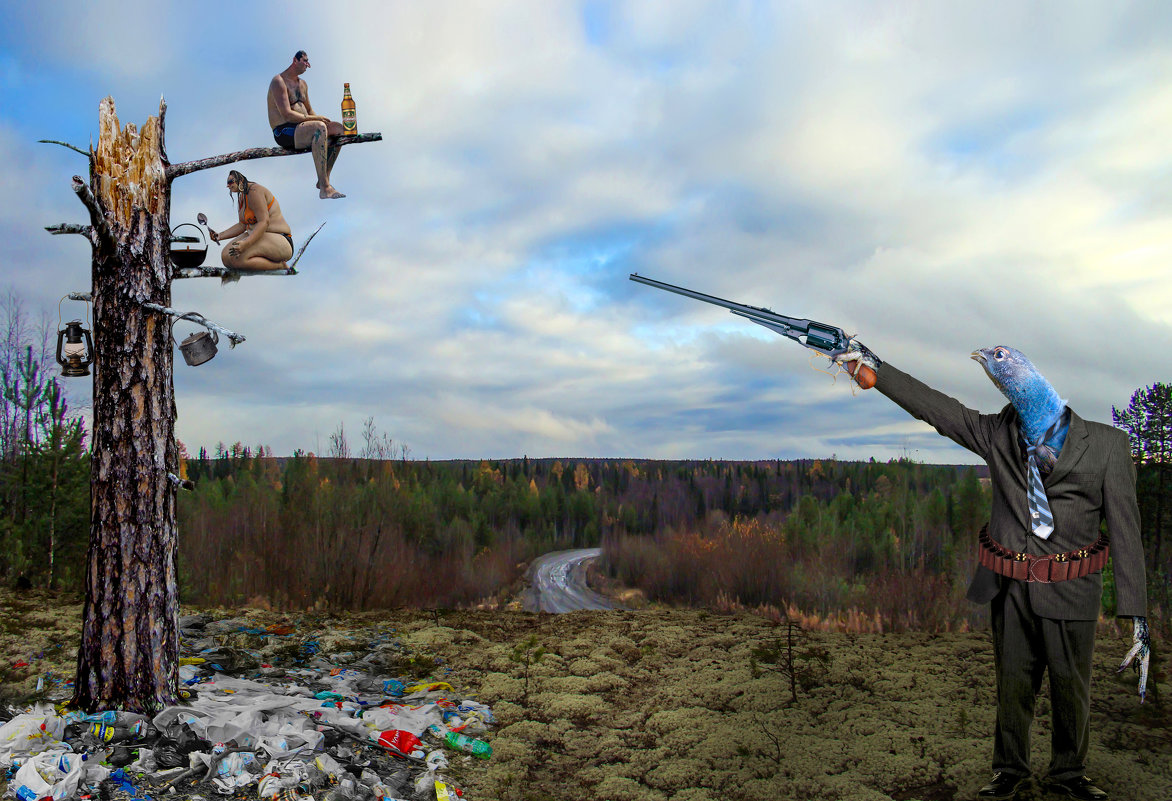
[2,293,1169,635]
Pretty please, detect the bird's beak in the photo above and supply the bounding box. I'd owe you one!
[971,350,986,365]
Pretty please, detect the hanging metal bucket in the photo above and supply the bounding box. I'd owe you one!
[170,223,208,269]
[171,313,218,366]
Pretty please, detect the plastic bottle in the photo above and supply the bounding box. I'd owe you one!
[428,725,491,759]
[89,719,146,743]
[63,710,117,725]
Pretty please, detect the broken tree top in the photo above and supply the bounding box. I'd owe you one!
[167,132,383,180]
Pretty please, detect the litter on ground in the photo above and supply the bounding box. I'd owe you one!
[1,614,493,801]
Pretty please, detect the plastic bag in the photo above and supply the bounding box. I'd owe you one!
[10,751,86,801]
[360,704,442,736]
[371,730,422,759]
[0,708,66,762]
[152,707,210,740]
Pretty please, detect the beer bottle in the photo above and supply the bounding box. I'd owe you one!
[341,83,357,136]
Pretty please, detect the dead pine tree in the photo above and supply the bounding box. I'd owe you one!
[43,96,380,712]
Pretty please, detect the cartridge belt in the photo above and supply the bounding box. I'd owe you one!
[978,524,1109,584]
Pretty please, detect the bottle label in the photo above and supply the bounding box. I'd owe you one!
[342,109,357,135]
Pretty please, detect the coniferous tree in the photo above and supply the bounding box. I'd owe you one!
[1113,383,1172,570]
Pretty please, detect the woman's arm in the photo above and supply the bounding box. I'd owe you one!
[211,221,245,244]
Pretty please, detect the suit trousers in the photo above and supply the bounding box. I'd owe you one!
[991,580,1097,780]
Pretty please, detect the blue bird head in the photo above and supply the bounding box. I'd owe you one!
[971,345,1067,443]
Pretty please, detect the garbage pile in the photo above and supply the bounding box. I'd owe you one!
[1,614,494,801]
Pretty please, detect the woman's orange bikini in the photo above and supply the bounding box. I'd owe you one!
[239,192,274,226]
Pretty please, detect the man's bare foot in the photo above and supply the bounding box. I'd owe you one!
[319,186,346,199]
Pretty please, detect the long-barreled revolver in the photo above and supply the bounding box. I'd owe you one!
[629,273,876,387]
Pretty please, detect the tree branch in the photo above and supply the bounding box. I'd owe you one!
[141,303,246,348]
[39,139,91,158]
[166,133,383,180]
[172,265,297,280]
[289,222,326,270]
[46,223,93,237]
[167,473,195,491]
[71,176,114,252]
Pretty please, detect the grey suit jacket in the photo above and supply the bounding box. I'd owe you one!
[876,363,1146,621]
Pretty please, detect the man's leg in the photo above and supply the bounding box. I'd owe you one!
[1041,616,1096,781]
[991,581,1046,778]
[323,120,344,186]
[293,121,343,199]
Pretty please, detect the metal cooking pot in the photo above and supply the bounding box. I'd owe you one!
[170,223,208,270]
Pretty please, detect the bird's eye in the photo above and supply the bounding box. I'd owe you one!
[994,349,1006,360]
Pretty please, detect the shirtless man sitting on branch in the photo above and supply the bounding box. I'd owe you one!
[268,50,345,199]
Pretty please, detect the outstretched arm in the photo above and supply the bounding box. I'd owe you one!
[837,341,995,460]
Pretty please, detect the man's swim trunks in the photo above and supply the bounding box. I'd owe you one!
[272,123,298,150]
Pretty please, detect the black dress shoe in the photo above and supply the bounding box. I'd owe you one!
[1046,776,1108,800]
[977,772,1027,799]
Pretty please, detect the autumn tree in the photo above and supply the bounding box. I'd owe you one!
[44,97,378,712]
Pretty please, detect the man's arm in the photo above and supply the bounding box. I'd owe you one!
[300,81,333,123]
[301,80,317,117]
[268,76,328,125]
[873,363,996,460]
[1103,429,1147,618]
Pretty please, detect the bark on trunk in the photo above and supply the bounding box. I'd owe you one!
[71,97,180,713]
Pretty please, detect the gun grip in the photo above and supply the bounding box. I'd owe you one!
[850,363,877,389]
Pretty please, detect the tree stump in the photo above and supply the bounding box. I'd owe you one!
[73,97,180,713]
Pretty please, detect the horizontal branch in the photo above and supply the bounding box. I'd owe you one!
[166,132,382,180]
[172,264,296,280]
[167,473,195,491]
[72,176,114,252]
[67,292,93,302]
[46,223,93,237]
[141,302,246,348]
[39,139,91,158]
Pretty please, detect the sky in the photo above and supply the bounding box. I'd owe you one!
[2,1,1171,463]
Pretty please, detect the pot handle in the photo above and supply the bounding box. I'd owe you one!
[170,312,218,346]
[170,223,207,248]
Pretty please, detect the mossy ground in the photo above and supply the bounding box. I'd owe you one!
[1,591,1169,801]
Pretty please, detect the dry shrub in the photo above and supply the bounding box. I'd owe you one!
[605,516,981,633]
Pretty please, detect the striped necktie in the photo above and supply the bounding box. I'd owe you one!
[1022,416,1065,540]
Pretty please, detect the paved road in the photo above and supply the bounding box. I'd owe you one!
[524,548,625,613]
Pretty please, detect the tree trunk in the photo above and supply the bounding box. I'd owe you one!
[71,97,180,713]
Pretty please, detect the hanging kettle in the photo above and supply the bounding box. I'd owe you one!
[171,312,218,366]
[170,221,208,269]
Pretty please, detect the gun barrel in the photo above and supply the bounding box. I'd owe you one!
[628,273,790,320]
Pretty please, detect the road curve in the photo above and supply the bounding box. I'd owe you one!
[523,548,625,613]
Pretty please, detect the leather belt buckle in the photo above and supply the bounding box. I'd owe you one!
[1026,555,1053,584]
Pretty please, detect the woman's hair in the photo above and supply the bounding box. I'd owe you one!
[227,170,250,195]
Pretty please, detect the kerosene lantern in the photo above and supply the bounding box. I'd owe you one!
[56,302,94,377]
